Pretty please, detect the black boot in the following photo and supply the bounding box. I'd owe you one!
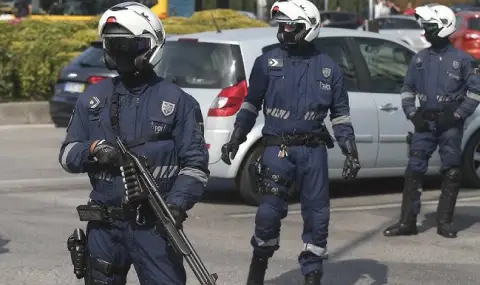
[436,168,461,239]
[246,254,269,285]
[384,169,422,237]
[304,270,322,285]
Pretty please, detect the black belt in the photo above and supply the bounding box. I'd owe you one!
[264,133,334,148]
[76,204,136,222]
[423,111,442,121]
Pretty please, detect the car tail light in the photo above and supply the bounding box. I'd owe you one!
[88,76,106,84]
[207,80,248,117]
[465,32,480,40]
[357,16,364,26]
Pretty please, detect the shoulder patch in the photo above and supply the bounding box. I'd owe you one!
[161,101,176,117]
[322,68,331,78]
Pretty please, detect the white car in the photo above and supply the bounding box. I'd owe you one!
[359,15,431,51]
[158,27,480,205]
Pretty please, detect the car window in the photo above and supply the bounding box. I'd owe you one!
[155,40,245,89]
[378,18,421,29]
[456,16,464,30]
[468,17,480,31]
[72,46,106,68]
[313,38,359,92]
[356,38,413,94]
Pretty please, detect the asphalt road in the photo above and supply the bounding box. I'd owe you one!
[0,125,479,285]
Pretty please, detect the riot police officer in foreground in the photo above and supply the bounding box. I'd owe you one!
[221,0,361,284]
[59,2,209,284]
[383,4,480,239]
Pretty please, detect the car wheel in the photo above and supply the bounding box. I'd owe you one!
[237,143,264,206]
[461,130,480,188]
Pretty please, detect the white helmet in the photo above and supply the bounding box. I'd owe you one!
[414,4,456,38]
[98,2,166,72]
[270,0,321,45]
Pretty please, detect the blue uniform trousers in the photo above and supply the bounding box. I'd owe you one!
[251,145,330,275]
[86,220,185,285]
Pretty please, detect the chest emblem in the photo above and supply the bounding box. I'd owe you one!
[88,96,100,108]
[322,68,331,78]
[268,58,283,68]
[161,101,176,117]
[452,60,459,70]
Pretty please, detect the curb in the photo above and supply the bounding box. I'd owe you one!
[0,101,52,125]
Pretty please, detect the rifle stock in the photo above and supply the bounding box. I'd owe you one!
[116,137,218,285]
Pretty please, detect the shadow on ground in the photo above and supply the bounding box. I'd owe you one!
[0,235,10,254]
[266,259,388,285]
[419,206,480,235]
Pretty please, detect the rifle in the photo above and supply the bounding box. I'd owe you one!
[116,137,218,285]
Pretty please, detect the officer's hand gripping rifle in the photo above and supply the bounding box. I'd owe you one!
[116,137,218,285]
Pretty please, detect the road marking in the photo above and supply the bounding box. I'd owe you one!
[228,196,480,218]
[0,176,88,191]
[0,124,54,130]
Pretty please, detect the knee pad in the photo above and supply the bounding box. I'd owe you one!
[444,168,461,183]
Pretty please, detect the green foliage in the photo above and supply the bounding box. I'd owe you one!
[0,9,267,102]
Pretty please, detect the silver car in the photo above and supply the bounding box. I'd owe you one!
[359,15,431,51]
[159,27,480,205]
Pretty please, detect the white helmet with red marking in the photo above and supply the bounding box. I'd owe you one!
[270,0,321,44]
[98,2,166,70]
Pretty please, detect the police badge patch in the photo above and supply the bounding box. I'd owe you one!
[161,101,175,116]
[88,96,100,109]
[452,60,459,69]
[322,68,331,78]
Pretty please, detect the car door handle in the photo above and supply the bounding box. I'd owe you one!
[379,103,399,111]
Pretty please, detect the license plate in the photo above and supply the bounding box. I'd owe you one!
[64,82,85,93]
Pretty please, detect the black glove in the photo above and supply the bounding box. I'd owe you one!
[90,140,122,167]
[167,204,188,229]
[410,111,429,133]
[121,160,147,205]
[436,111,459,132]
[221,127,247,165]
[341,138,361,180]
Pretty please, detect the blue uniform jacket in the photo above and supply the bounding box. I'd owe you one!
[58,76,209,211]
[234,45,354,148]
[401,44,480,118]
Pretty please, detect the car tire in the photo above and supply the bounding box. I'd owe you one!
[461,130,480,188]
[237,143,264,206]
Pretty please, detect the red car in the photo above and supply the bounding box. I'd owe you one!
[450,11,480,60]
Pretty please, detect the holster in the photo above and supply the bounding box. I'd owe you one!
[248,155,294,198]
[406,132,413,157]
[67,228,87,279]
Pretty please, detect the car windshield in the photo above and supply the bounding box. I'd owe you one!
[73,45,106,68]
[155,41,245,89]
[377,18,421,29]
[468,18,480,30]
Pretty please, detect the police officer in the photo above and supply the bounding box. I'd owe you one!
[221,1,360,284]
[383,4,480,239]
[59,2,209,284]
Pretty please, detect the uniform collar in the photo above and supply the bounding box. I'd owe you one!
[114,73,158,96]
[428,43,453,55]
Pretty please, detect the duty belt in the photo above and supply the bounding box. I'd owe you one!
[264,133,334,149]
[76,204,138,222]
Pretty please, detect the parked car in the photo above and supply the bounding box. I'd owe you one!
[359,15,430,51]
[450,11,480,60]
[451,3,480,13]
[270,11,364,30]
[51,27,480,206]
[49,41,117,127]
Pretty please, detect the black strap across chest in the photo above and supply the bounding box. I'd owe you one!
[109,79,171,148]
